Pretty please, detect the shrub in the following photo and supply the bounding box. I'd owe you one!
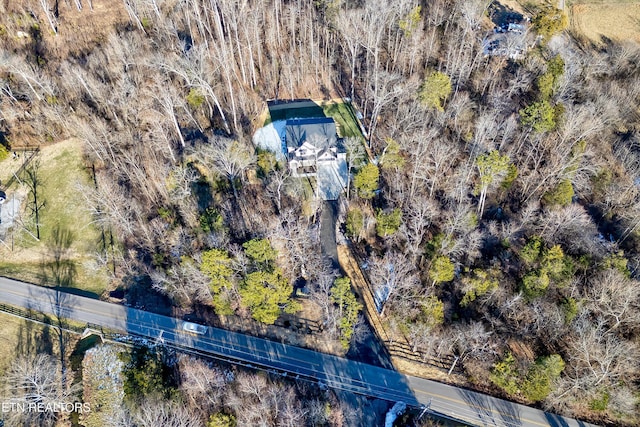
[186,88,205,108]
[199,207,224,233]
[257,150,277,175]
[590,391,610,411]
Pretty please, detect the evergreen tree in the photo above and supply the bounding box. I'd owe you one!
[461,269,500,307]
[490,352,520,395]
[419,295,444,327]
[532,4,568,40]
[354,163,379,199]
[521,355,565,401]
[346,207,364,240]
[542,179,573,207]
[330,277,362,349]
[380,138,405,170]
[200,249,235,313]
[243,238,277,267]
[240,268,298,324]
[375,208,402,237]
[208,413,237,427]
[429,256,455,286]
[419,71,452,111]
[519,100,557,133]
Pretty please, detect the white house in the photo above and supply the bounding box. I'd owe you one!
[284,118,345,175]
[283,118,347,200]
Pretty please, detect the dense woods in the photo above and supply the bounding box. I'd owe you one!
[1,0,639,425]
[3,343,354,427]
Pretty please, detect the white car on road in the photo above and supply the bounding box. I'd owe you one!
[182,321,207,335]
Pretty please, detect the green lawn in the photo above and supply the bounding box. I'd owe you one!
[0,139,109,297]
[0,261,106,298]
[322,102,362,138]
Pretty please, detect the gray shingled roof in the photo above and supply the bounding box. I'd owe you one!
[285,117,337,150]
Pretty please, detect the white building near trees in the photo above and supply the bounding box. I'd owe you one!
[254,116,347,200]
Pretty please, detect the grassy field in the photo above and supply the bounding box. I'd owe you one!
[0,311,65,377]
[0,312,28,375]
[571,2,640,43]
[494,0,640,44]
[0,139,108,297]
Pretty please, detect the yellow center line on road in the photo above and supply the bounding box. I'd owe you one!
[0,284,328,370]
[0,282,558,426]
[414,388,549,427]
[2,291,411,400]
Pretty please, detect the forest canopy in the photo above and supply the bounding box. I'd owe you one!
[0,0,639,425]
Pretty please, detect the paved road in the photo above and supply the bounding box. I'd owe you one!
[0,277,598,427]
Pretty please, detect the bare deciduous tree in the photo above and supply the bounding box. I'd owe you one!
[200,137,256,198]
[5,353,77,427]
[178,356,227,411]
[150,259,212,308]
[368,250,420,316]
[585,269,640,333]
[131,397,201,427]
[564,315,638,392]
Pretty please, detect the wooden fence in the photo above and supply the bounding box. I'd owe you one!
[338,244,464,375]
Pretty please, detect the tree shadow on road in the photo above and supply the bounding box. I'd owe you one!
[458,388,523,426]
[346,317,395,369]
[544,412,592,427]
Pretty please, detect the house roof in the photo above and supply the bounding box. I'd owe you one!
[285,117,338,150]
